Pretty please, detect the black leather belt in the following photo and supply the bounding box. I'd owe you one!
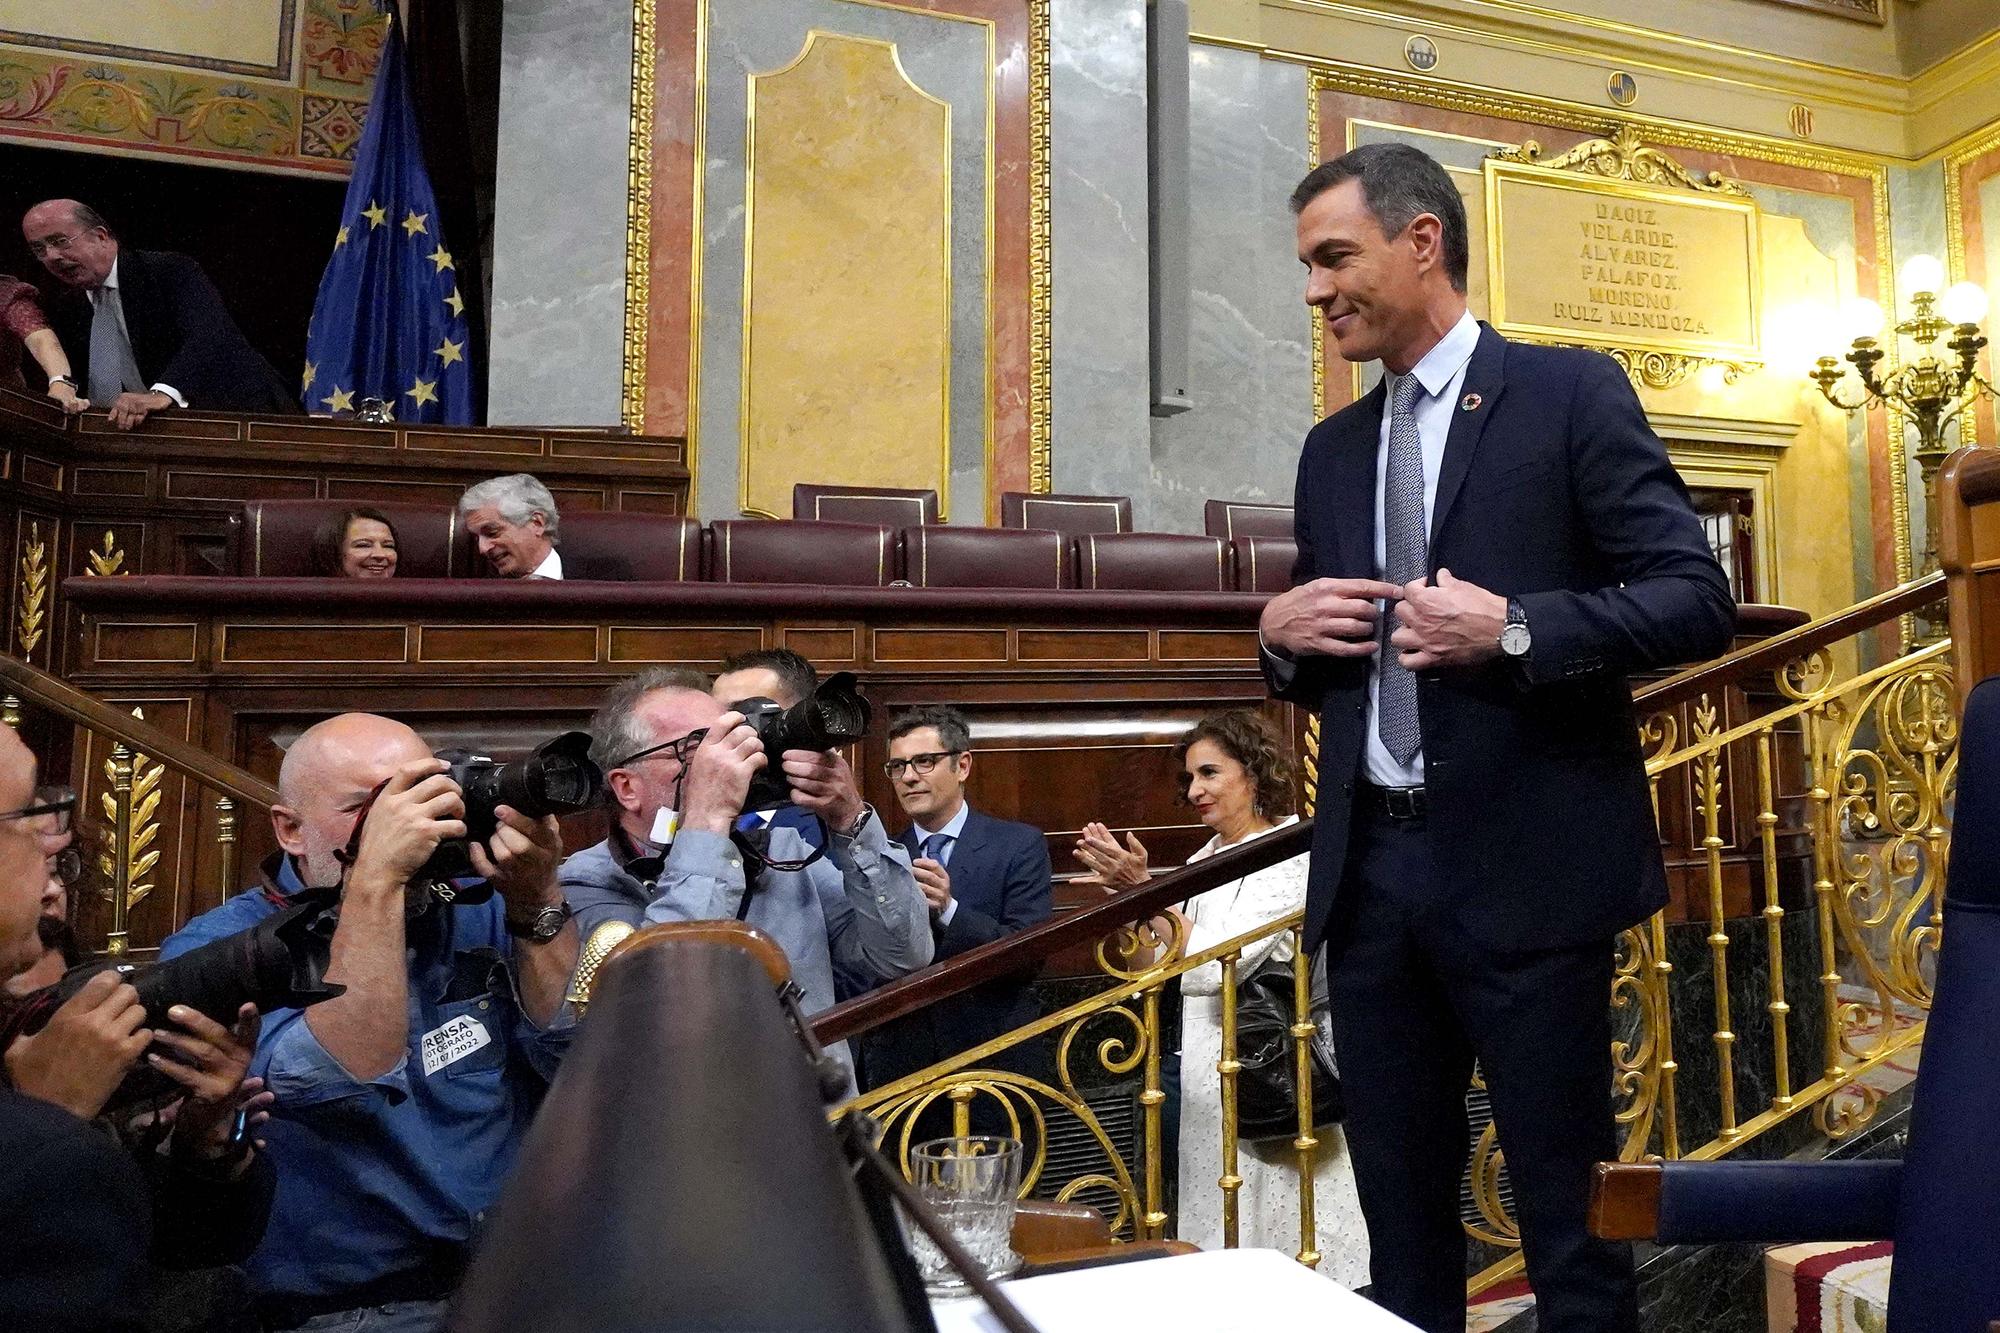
[1356,782,1427,820]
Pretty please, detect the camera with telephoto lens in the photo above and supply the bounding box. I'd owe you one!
[414,731,605,890]
[1,891,343,1114]
[733,672,872,811]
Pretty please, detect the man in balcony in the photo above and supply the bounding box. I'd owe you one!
[21,199,299,428]
[159,713,579,1332]
[561,668,932,1085]
[1260,143,1734,1332]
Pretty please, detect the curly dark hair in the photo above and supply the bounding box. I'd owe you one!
[1170,709,1296,819]
[309,506,400,577]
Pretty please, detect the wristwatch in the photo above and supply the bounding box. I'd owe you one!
[1499,598,1533,659]
[505,900,574,943]
[48,375,77,390]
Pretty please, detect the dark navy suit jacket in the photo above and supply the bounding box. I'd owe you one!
[861,806,1052,1088]
[1267,324,1735,952]
[49,248,298,414]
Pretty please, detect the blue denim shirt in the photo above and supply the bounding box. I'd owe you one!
[157,857,574,1302]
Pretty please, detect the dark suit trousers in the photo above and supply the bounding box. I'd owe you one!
[1324,799,1637,1333]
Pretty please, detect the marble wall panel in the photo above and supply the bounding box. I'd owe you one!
[1146,45,1313,536]
[487,0,631,427]
[695,0,993,520]
[1048,0,1154,521]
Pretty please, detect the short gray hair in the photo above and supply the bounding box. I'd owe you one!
[588,667,713,768]
[1289,143,1469,293]
[458,473,560,542]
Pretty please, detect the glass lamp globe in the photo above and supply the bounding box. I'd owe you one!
[1899,254,1946,299]
[1838,297,1885,342]
[1941,281,1990,327]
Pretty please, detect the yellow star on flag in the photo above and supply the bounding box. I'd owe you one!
[444,287,466,318]
[401,210,429,238]
[303,361,317,391]
[321,385,355,413]
[426,244,454,273]
[333,225,349,249]
[406,377,438,408]
[434,337,463,367]
[362,200,387,228]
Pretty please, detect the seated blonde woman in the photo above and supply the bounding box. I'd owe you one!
[1076,709,1368,1283]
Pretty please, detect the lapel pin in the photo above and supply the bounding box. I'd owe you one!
[1460,392,1483,412]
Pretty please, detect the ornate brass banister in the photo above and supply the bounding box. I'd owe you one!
[0,655,276,809]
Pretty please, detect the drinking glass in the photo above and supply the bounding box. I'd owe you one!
[905,1135,1024,1296]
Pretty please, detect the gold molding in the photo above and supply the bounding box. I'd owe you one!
[1753,0,1884,27]
[622,0,658,435]
[1299,62,1907,594]
[85,531,127,577]
[1943,122,2000,448]
[14,520,47,656]
[1492,125,1749,197]
[1028,0,1052,493]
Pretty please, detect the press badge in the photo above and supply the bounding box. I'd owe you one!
[649,807,680,844]
[420,1013,493,1076]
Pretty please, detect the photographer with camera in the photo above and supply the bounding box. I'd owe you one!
[1,727,276,1333]
[157,713,580,1333]
[562,669,932,1084]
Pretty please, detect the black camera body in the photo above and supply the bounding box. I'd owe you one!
[417,731,605,886]
[733,672,871,811]
[2,892,344,1114]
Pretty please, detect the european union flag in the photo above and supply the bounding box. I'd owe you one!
[302,15,472,424]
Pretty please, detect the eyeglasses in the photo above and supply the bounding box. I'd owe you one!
[1,786,76,833]
[48,846,82,888]
[26,232,82,258]
[613,729,709,771]
[883,751,960,780]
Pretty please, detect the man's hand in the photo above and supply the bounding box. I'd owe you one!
[46,382,88,416]
[148,1003,274,1171]
[1073,822,1150,891]
[784,749,863,835]
[912,858,952,914]
[348,759,466,892]
[1390,568,1508,670]
[105,390,174,431]
[1259,578,1404,658]
[468,807,564,915]
[680,713,765,836]
[3,971,151,1120]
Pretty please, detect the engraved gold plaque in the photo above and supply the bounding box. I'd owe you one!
[1483,158,1761,369]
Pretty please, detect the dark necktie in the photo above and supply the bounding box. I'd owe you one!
[1378,374,1427,766]
[921,832,951,864]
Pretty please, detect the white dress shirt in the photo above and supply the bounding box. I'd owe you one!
[909,798,970,924]
[1361,310,1480,788]
[85,258,185,408]
[527,547,564,580]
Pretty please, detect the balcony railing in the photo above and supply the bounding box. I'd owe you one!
[814,572,1957,1296]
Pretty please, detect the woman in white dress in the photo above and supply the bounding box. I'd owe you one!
[1075,710,1369,1286]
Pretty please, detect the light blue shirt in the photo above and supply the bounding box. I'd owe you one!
[1364,310,1480,788]
[909,798,971,924]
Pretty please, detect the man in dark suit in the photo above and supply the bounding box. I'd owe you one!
[22,198,298,429]
[863,704,1052,1092]
[1261,144,1734,1332]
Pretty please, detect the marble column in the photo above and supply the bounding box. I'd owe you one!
[486,0,632,427]
[1147,45,1314,536]
[1048,0,1155,523]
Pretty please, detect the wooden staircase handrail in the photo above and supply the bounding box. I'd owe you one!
[1634,573,1944,715]
[0,655,278,809]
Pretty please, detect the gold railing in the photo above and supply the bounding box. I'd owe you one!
[826,574,1959,1297]
[0,655,275,956]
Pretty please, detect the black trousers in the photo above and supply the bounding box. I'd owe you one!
[1323,800,1638,1333]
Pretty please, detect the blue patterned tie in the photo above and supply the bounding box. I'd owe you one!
[1378,374,1427,765]
[921,832,951,864]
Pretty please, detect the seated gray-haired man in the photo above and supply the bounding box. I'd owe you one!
[558,668,933,1084]
[458,473,561,579]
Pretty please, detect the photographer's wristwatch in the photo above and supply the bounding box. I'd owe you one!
[1500,598,1533,660]
[506,900,574,944]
